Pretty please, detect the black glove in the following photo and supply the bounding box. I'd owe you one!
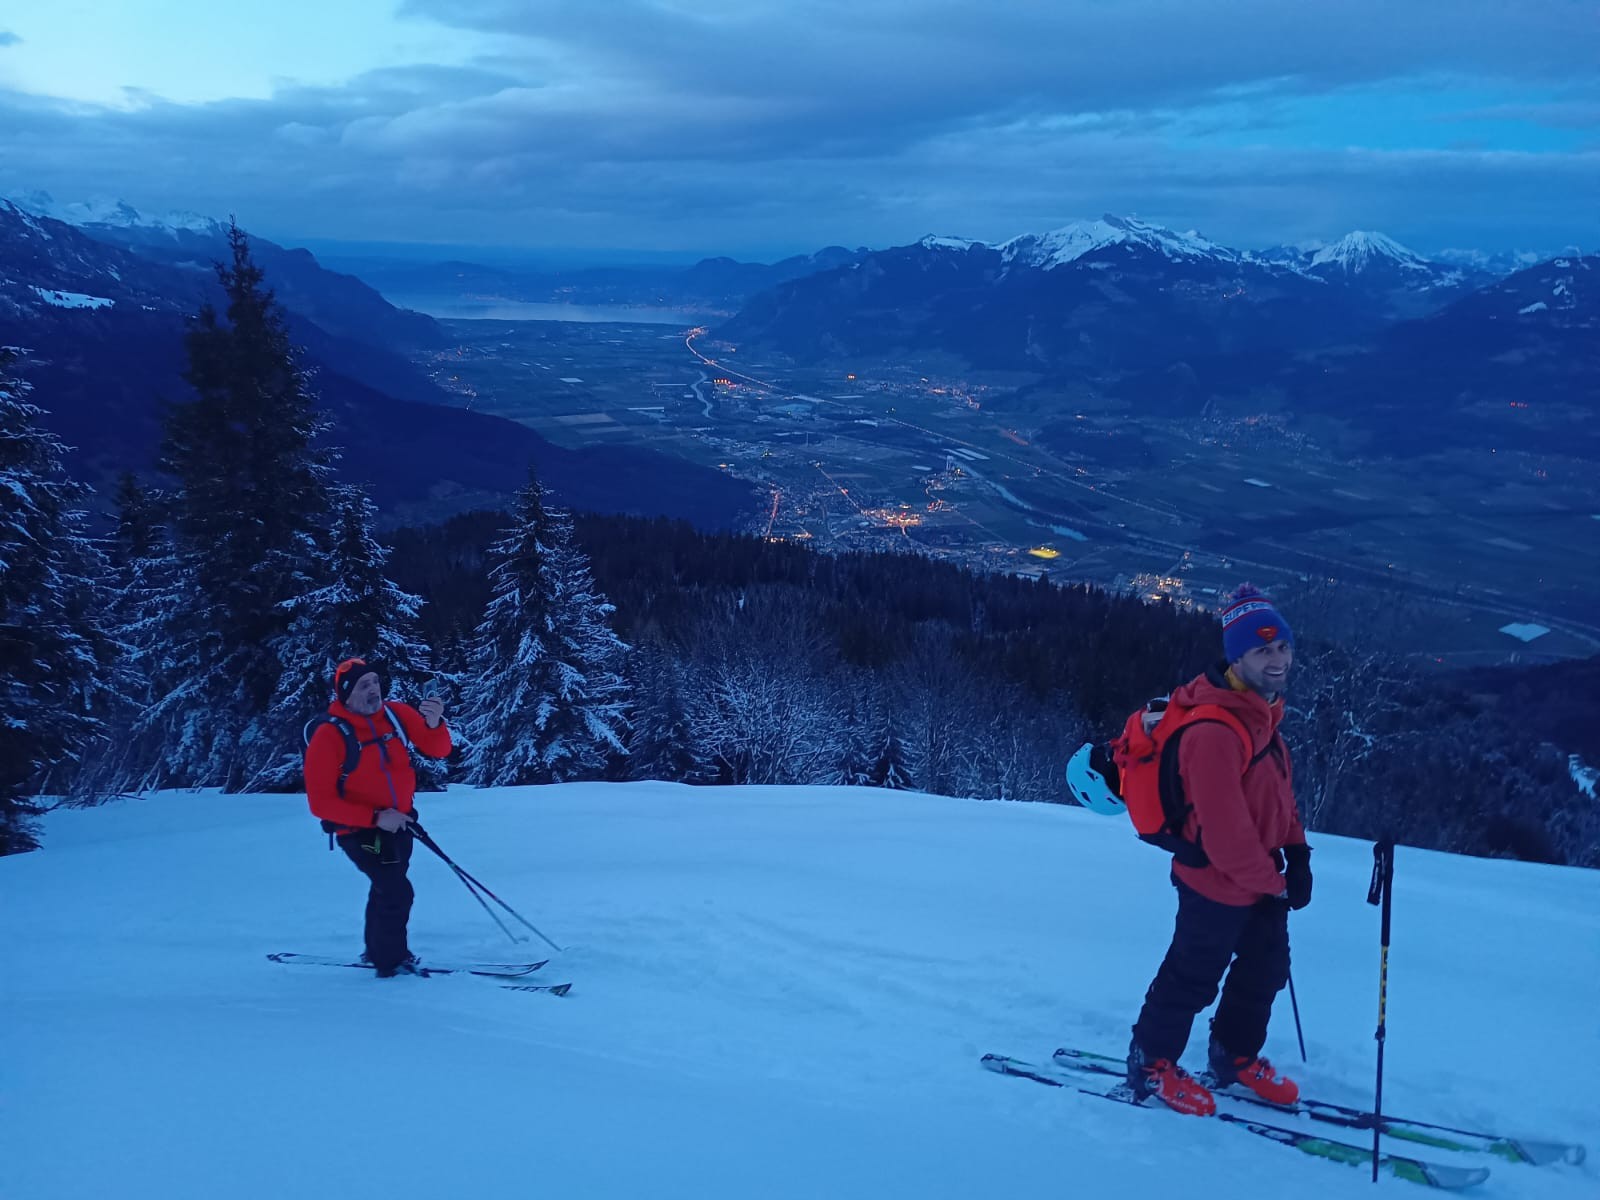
[1283,844,1312,910]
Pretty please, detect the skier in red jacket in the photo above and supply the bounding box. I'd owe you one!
[305,658,452,977]
[1127,586,1312,1115]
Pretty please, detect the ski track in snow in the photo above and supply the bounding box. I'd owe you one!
[2,782,1595,1200]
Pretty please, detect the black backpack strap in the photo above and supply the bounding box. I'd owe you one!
[1152,726,1208,867]
[1154,719,1274,869]
[306,715,363,797]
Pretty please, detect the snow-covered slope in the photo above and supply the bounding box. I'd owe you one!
[1308,231,1436,276]
[7,189,227,239]
[3,784,1593,1199]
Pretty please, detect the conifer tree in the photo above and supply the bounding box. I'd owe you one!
[868,706,914,791]
[140,224,334,789]
[62,473,168,798]
[626,643,705,783]
[833,692,875,787]
[111,472,160,563]
[250,487,434,791]
[0,350,120,852]
[462,471,631,786]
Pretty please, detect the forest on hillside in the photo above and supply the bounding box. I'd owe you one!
[386,511,1597,868]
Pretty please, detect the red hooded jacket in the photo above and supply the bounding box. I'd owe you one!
[1168,666,1307,906]
[304,700,452,831]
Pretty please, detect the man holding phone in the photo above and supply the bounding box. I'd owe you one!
[304,659,452,977]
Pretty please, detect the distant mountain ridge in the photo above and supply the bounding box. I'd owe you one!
[714,214,1526,371]
[996,215,1243,269]
[6,191,446,354]
[329,244,872,314]
[0,200,753,528]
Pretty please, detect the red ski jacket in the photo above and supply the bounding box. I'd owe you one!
[304,700,452,832]
[1168,666,1307,906]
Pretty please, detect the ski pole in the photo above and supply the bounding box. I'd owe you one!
[410,823,565,953]
[431,847,522,945]
[1366,836,1396,1183]
[1286,966,1307,1063]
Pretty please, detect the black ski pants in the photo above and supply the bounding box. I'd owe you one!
[337,827,415,971]
[1131,874,1290,1065]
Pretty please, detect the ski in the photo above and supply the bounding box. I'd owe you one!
[1053,1047,1584,1167]
[267,951,549,978]
[981,1054,1490,1190]
[501,982,572,997]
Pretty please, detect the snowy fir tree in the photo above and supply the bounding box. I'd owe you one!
[138,225,335,790]
[868,707,914,791]
[625,642,708,784]
[0,350,124,853]
[111,472,160,562]
[102,479,196,792]
[462,471,631,787]
[248,486,436,791]
[831,691,875,787]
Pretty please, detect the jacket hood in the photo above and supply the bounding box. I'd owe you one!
[1169,663,1283,753]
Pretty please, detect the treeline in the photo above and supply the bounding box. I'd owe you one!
[386,512,1599,867]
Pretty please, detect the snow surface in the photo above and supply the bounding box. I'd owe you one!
[917,235,983,252]
[2,783,1594,1200]
[1499,622,1551,642]
[28,286,114,310]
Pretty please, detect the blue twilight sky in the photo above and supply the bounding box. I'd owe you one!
[1,1,1596,260]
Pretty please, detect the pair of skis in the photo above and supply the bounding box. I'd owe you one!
[983,1046,1585,1190]
[267,952,572,996]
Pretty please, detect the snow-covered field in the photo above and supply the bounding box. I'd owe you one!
[3,784,1594,1199]
[27,285,114,309]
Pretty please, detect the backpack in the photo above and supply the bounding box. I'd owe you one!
[1068,695,1264,867]
[303,703,413,797]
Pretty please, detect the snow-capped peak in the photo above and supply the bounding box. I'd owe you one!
[999,214,1239,270]
[5,190,226,238]
[917,235,984,253]
[1308,231,1432,275]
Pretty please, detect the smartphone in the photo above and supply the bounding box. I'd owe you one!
[421,677,442,701]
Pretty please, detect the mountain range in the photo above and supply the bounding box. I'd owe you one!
[0,198,753,528]
[718,215,1491,370]
[714,215,1596,457]
[321,244,871,315]
[7,190,1592,483]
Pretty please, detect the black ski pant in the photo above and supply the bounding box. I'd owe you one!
[1131,875,1290,1066]
[337,827,415,971]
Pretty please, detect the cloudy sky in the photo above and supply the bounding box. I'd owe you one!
[1,1,1596,260]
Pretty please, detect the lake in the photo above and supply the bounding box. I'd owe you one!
[388,296,715,325]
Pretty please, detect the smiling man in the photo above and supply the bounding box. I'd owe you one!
[1125,584,1312,1116]
[305,658,451,978]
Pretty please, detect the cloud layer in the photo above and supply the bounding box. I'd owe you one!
[1,2,1595,256]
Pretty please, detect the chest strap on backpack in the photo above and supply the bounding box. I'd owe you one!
[307,705,410,847]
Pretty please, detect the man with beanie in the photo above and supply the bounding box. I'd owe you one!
[305,658,452,977]
[1126,584,1312,1115]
